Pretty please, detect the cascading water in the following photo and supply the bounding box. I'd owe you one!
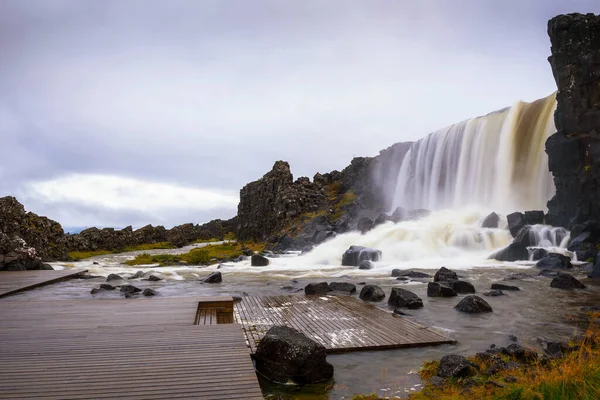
[391,93,557,213]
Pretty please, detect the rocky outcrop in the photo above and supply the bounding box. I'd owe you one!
[0,233,53,271]
[545,13,600,228]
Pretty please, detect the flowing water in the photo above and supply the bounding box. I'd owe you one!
[7,93,600,398]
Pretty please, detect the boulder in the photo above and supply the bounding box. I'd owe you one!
[490,283,520,291]
[359,285,385,302]
[506,343,538,363]
[203,271,222,283]
[531,248,548,261]
[305,282,331,295]
[524,210,545,225]
[449,280,476,294]
[535,253,572,270]
[427,282,457,297]
[388,287,423,309]
[507,212,527,237]
[254,326,334,384]
[391,270,431,278]
[106,273,123,282]
[129,270,145,279]
[147,274,163,282]
[482,212,500,228]
[99,284,116,290]
[489,243,529,262]
[142,288,157,296]
[455,295,493,313]
[483,290,505,297]
[120,284,142,294]
[251,254,270,267]
[437,355,478,379]
[329,282,356,294]
[433,267,458,282]
[550,273,586,290]
[341,246,382,266]
[359,260,374,270]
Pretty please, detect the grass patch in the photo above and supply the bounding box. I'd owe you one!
[68,241,175,260]
[125,241,265,266]
[331,191,357,221]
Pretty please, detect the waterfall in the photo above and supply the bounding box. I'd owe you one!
[390,93,557,213]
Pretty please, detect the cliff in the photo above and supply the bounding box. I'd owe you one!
[546,13,600,228]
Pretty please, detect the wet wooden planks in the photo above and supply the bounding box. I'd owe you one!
[0,297,263,399]
[235,294,454,354]
[0,269,87,298]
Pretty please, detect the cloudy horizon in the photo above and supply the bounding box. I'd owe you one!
[1,1,599,230]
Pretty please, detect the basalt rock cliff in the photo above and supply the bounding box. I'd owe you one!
[546,13,600,228]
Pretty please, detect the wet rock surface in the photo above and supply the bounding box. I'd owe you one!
[550,272,586,289]
[455,295,493,313]
[341,246,382,266]
[305,282,331,295]
[388,287,423,309]
[427,282,457,297]
[359,285,385,302]
[437,355,478,379]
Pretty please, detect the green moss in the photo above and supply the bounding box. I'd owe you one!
[68,242,175,261]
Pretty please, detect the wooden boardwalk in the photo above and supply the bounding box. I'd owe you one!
[0,269,87,298]
[0,297,263,399]
[235,295,454,354]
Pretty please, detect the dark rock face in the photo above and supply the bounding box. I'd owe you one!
[437,355,478,379]
[455,295,493,313]
[388,288,424,309]
[512,226,537,248]
[524,211,545,225]
[433,267,458,282]
[251,254,270,267]
[491,283,520,291]
[341,246,382,266]
[203,271,222,283]
[392,270,431,278]
[482,212,500,228]
[535,253,572,269]
[507,212,527,237]
[545,13,600,228]
[427,282,457,297]
[588,258,600,279]
[254,326,334,384]
[305,282,331,295]
[449,280,476,294]
[550,272,586,289]
[489,243,529,262]
[329,282,356,293]
[357,217,374,234]
[359,285,385,302]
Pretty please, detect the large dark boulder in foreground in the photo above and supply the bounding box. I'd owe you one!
[455,295,493,313]
[507,212,527,237]
[203,271,222,283]
[254,326,334,384]
[482,212,500,228]
[388,287,423,309]
[489,243,529,262]
[434,267,458,282]
[305,282,331,295]
[427,282,457,297]
[341,246,382,266]
[251,254,270,266]
[359,285,385,302]
[437,355,478,379]
[329,282,356,293]
[550,273,586,290]
[535,253,572,270]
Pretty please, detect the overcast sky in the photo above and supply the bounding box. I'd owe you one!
[1,1,598,230]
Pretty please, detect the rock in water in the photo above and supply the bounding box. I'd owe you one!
[427,282,457,297]
[388,288,423,309]
[120,284,142,294]
[434,267,458,282]
[524,210,544,225]
[483,290,505,297]
[507,212,527,237]
[482,212,500,228]
[251,254,269,266]
[203,271,222,283]
[550,273,586,289]
[254,326,334,384]
[99,284,115,290]
[437,355,478,379]
[341,246,382,266]
[491,283,520,291]
[531,248,548,261]
[489,243,529,262]
[329,282,356,293]
[305,282,331,295]
[536,253,572,270]
[359,260,374,270]
[392,270,431,278]
[455,295,493,313]
[106,273,123,282]
[359,285,385,302]
[147,274,163,282]
[142,288,157,296]
[449,280,476,294]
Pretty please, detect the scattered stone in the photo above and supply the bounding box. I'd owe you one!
[427,282,457,297]
[203,271,222,283]
[449,280,476,294]
[305,282,331,295]
[99,284,115,290]
[120,284,142,294]
[483,290,505,297]
[489,243,529,262]
[142,288,157,296]
[536,253,573,270]
[329,282,356,294]
[392,270,431,278]
[455,295,493,313]
[106,273,123,282]
[341,246,382,267]
[92,261,99,265]
[507,212,527,237]
[251,254,270,267]
[359,285,385,302]
[129,270,145,279]
[482,212,500,228]
[506,343,538,363]
[434,267,458,282]
[388,287,423,309]
[437,355,478,379]
[545,341,572,358]
[254,326,334,384]
[147,274,162,282]
[550,273,586,289]
[491,283,520,291]
[359,260,374,270]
